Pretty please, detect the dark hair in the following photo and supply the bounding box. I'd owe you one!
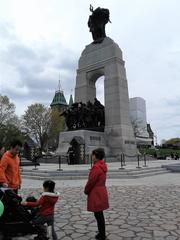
[26,196,37,202]
[9,139,23,148]
[0,143,3,150]
[43,180,55,192]
[92,148,105,160]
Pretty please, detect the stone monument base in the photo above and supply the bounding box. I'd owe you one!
[56,130,109,164]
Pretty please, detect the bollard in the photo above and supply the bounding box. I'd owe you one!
[136,154,141,169]
[123,153,126,166]
[143,154,148,167]
[57,155,63,171]
[119,153,125,170]
[88,155,92,170]
[32,157,38,170]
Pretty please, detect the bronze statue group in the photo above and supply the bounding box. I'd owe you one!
[61,98,105,131]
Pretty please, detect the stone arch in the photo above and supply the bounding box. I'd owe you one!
[75,37,137,155]
[86,68,104,102]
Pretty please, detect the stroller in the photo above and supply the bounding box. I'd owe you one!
[0,187,38,239]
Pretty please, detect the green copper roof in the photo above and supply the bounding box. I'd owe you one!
[50,90,68,107]
[69,94,73,106]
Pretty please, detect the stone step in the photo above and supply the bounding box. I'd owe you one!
[162,164,180,172]
[109,169,170,179]
[21,166,165,175]
[21,167,169,180]
[20,158,39,167]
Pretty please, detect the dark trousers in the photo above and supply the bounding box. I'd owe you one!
[94,211,106,239]
[33,215,57,240]
[13,189,18,194]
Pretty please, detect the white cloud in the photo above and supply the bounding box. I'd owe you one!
[0,0,180,142]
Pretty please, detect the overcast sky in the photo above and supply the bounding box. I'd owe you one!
[0,0,180,143]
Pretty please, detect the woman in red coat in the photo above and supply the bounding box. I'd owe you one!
[84,148,109,240]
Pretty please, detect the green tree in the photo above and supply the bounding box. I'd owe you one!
[48,108,65,150]
[22,103,51,152]
[165,138,180,145]
[0,123,25,149]
[0,95,23,148]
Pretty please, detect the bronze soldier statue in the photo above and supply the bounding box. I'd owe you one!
[88,5,111,44]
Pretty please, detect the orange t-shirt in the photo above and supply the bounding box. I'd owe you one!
[0,151,21,189]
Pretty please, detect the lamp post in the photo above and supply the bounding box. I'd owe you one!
[57,155,63,171]
[154,134,158,147]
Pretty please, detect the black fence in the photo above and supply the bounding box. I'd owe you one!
[118,153,148,170]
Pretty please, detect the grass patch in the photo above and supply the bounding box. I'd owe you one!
[139,148,180,159]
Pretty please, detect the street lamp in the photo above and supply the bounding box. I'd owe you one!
[154,134,158,147]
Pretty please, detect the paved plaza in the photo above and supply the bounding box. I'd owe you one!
[11,172,180,240]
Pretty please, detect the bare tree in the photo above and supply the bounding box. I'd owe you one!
[22,103,51,152]
[0,95,16,126]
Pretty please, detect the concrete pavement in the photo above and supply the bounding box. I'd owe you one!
[10,171,180,239]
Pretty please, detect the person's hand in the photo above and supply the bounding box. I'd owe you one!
[2,183,8,188]
[21,201,27,206]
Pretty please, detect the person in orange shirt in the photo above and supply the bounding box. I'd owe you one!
[0,143,5,160]
[0,139,22,193]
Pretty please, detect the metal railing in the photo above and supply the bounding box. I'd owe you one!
[118,153,148,170]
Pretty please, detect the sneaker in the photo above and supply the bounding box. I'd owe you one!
[95,233,100,239]
[95,234,106,240]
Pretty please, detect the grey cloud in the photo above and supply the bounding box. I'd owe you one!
[166,97,180,107]
[0,22,77,107]
[8,44,36,59]
[1,0,180,142]
[0,22,16,39]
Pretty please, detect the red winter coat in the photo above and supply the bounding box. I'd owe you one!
[84,160,109,212]
[25,192,59,216]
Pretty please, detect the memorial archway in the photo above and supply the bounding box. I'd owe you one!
[75,37,137,155]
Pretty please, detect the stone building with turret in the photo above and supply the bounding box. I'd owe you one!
[50,88,68,113]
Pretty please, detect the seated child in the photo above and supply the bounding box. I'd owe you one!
[21,180,59,240]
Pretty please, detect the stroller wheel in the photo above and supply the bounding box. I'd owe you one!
[34,236,49,240]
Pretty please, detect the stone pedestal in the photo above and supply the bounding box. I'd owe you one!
[57,130,109,163]
[75,37,137,155]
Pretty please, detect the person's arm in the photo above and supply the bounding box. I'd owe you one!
[17,157,22,188]
[90,4,94,12]
[84,166,99,195]
[22,196,44,207]
[0,156,8,186]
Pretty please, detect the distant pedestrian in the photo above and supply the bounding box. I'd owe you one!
[84,148,109,240]
[0,143,5,160]
[170,152,174,159]
[21,180,59,240]
[175,153,179,160]
[153,152,157,159]
[0,139,22,193]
